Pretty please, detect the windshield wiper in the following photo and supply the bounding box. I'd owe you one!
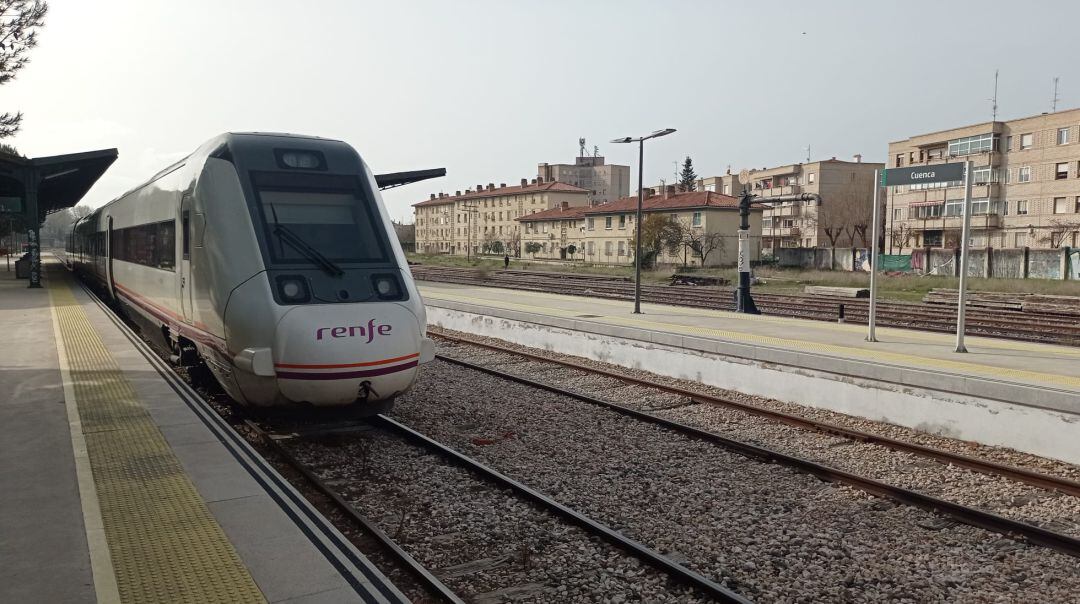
[269,204,344,277]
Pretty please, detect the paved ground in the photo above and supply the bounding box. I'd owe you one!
[418,280,1080,394]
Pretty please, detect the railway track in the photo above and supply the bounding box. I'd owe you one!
[431,331,1080,559]
[246,414,749,603]
[412,266,1080,346]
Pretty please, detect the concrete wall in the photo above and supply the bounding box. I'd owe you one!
[1027,249,1062,279]
[426,304,1080,464]
[784,246,1075,280]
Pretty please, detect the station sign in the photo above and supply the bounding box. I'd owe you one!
[881,162,965,186]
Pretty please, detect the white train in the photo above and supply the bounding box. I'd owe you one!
[69,132,438,412]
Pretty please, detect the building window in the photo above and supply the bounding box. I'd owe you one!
[618,215,626,229]
[1020,133,1033,150]
[894,154,902,168]
[618,241,625,256]
[808,172,816,184]
[1005,136,1013,151]
[782,218,795,228]
[692,212,702,227]
[1054,197,1071,213]
[945,199,964,217]
[587,241,594,255]
[704,183,716,192]
[893,208,902,221]
[1018,166,1031,183]
[605,216,612,230]
[1014,232,1028,247]
[1058,127,1070,145]
[587,217,594,230]
[604,241,612,256]
[948,132,997,156]
[1056,162,1069,180]
[972,166,1000,184]
[723,184,731,194]
[1016,200,1029,215]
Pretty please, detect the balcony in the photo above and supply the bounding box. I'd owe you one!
[753,184,802,197]
[906,214,1002,230]
[765,204,802,217]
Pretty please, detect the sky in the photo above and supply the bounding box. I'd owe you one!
[6,0,1080,222]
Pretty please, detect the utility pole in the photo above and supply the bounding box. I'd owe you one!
[955,160,975,353]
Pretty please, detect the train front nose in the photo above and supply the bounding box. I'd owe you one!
[273,304,427,406]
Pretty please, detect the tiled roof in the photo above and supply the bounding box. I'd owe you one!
[516,204,591,222]
[413,181,589,207]
[583,190,743,214]
[515,190,753,222]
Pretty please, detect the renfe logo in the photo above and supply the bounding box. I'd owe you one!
[316,319,392,344]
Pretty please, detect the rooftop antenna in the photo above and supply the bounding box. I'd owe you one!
[578,137,586,158]
[805,144,811,163]
[990,69,999,122]
[1051,76,1060,112]
[593,145,599,158]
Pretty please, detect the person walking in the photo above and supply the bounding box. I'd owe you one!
[503,254,510,269]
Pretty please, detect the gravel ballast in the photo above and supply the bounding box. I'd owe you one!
[388,337,1080,602]
[285,429,716,603]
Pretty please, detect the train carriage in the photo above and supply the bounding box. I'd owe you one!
[69,132,434,411]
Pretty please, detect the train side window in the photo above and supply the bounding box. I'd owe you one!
[182,211,190,260]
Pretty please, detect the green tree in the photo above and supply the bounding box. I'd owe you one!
[489,240,504,254]
[0,1,49,138]
[524,241,542,257]
[678,156,697,192]
[631,214,682,268]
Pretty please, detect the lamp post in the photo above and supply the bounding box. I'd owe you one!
[610,128,676,314]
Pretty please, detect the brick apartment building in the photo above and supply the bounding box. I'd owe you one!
[886,107,1080,251]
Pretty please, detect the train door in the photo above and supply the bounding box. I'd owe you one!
[179,194,193,323]
[106,216,116,298]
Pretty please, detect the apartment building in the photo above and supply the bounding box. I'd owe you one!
[412,177,590,256]
[537,153,630,205]
[516,187,763,267]
[886,107,1080,251]
[697,157,882,251]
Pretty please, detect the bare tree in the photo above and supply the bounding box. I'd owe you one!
[508,229,521,257]
[686,230,725,266]
[0,1,49,138]
[1041,218,1080,248]
[888,222,915,254]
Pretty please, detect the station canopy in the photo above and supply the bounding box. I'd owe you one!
[0,148,118,220]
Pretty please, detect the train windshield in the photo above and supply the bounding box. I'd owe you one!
[254,178,389,265]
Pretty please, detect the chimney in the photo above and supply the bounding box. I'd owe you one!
[476,183,483,192]
[531,178,537,185]
[664,185,676,198]
[430,193,436,200]
[521,178,528,187]
[537,176,545,184]
[560,201,569,210]
[487,183,494,190]
[853,154,862,163]
[500,183,506,188]
[455,190,461,196]
[831,156,836,160]
[643,188,655,199]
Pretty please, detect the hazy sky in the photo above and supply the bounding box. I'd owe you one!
[7,1,1079,221]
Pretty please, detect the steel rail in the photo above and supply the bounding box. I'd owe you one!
[371,414,753,604]
[413,268,1080,345]
[432,332,1080,498]
[243,420,465,604]
[434,353,1080,559]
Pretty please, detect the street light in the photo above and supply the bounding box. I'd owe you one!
[610,128,676,313]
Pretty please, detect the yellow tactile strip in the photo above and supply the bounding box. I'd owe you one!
[422,287,1080,389]
[48,276,265,604]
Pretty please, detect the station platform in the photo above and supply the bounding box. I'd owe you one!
[418,280,1080,464]
[0,261,407,603]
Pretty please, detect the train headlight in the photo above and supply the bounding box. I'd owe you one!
[275,275,310,304]
[371,274,401,300]
[275,149,326,170]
